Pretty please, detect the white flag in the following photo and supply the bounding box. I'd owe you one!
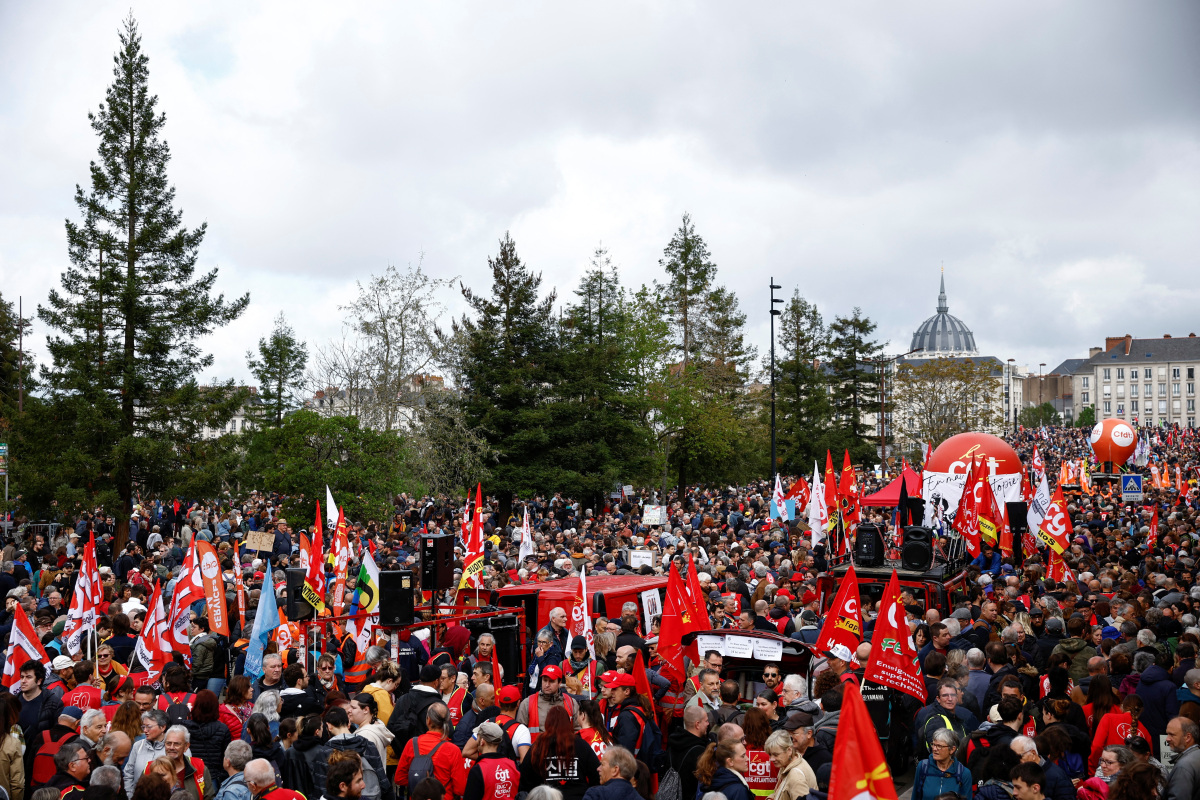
[518,508,534,563]
[2,609,51,693]
[1027,472,1052,534]
[326,485,339,528]
[772,475,787,522]
[63,538,103,655]
[807,461,828,546]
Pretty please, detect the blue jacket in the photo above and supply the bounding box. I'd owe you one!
[913,757,972,800]
[700,768,753,800]
[971,551,1002,576]
[214,772,252,800]
[1039,758,1077,800]
[1136,665,1180,739]
[583,779,643,800]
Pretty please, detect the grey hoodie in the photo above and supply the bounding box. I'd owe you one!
[124,735,166,796]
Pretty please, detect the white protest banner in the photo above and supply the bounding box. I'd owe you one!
[640,588,661,631]
[630,549,654,569]
[642,505,666,526]
[752,638,784,661]
[923,470,1021,529]
[696,634,726,655]
[725,635,755,658]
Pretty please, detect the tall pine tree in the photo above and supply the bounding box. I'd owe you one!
[453,233,558,514]
[246,312,308,427]
[774,291,832,472]
[38,16,247,532]
[827,307,884,464]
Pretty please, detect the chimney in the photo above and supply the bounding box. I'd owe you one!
[1124,334,1132,355]
[1105,336,1125,352]
[1089,347,1102,358]
[1164,334,1172,339]
[1190,333,1197,338]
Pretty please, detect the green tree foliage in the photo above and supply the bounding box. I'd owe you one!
[239,409,410,523]
[771,291,833,473]
[827,308,884,463]
[34,16,247,526]
[452,233,560,509]
[1019,401,1062,428]
[1076,405,1097,428]
[890,357,1003,448]
[656,213,716,368]
[246,312,308,426]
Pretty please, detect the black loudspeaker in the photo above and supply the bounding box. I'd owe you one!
[285,568,313,621]
[906,497,926,527]
[1006,502,1029,534]
[900,526,934,572]
[854,523,885,567]
[420,534,454,594]
[379,571,415,626]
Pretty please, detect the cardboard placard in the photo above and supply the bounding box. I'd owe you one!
[696,634,726,656]
[630,549,654,569]
[642,505,666,526]
[752,638,784,661]
[245,530,275,553]
[725,635,755,658]
[641,588,661,630]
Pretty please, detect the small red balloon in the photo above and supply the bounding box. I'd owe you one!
[1089,419,1137,465]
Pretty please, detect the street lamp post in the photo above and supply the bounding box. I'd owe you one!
[769,279,783,484]
[1039,363,1046,412]
[1007,358,1016,433]
[876,347,923,474]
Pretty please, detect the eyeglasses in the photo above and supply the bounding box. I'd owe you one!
[1099,757,1119,766]
[930,743,952,750]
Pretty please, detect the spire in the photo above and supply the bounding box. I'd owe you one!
[937,270,948,313]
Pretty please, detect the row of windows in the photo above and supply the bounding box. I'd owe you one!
[1103,400,1196,414]
[1103,383,1195,398]
[1103,366,1195,380]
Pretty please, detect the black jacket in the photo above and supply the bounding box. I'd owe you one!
[186,719,232,789]
[666,727,709,800]
[1033,632,1064,672]
[282,734,330,799]
[518,736,600,800]
[388,685,441,759]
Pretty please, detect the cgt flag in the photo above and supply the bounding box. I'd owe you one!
[863,570,926,703]
[2,606,52,693]
[952,458,982,559]
[828,683,900,800]
[815,564,862,655]
[656,563,696,686]
[1036,485,1072,555]
[302,501,327,614]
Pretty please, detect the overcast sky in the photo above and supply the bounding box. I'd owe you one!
[2,2,1197,387]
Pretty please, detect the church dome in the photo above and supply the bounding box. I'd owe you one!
[910,274,978,356]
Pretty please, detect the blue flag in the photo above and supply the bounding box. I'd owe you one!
[244,563,280,680]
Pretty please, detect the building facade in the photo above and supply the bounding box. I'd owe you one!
[1074,334,1199,428]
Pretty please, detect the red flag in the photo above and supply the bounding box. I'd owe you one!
[684,554,711,631]
[633,649,657,719]
[458,484,485,592]
[977,467,1002,547]
[656,565,695,685]
[298,532,311,571]
[953,458,982,558]
[63,536,103,655]
[2,609,51,692]
[233,553,247,630]
[1035,485,1072,555]
[492,648,503,688]
[133,583,172,681]
[824,451,842,553]
[1047,548,1075,584]
[784,477,811,511]
[1146,505,1159,550]
[195,540,230,637]
[839,450,861,532]
[331,522,352,615]
[815,564,862,654]
[1031,445,1045,482]
[303,502,326,613]
[863,570,926,703]
[998,501,1013,558]
[828,683,900,800]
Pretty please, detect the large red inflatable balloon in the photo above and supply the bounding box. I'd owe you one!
[926,432,1022,476]
[1090,419,1137,465]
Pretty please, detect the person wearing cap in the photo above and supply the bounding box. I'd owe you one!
[823,644,859,688]
[605,672,655,763]
[1034,616,1066,673]
[462,720,519,800]
[464,684,529,763]
[794,610,820,645]
[516,664,575,742]
[45,654,77,698]
[563,635,598,696]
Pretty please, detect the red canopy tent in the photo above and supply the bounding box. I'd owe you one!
[861,466,923,506]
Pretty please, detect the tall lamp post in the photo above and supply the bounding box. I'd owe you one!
[769,279,783,484]
[1007,358,1016,433]
[1039,363,1046,412]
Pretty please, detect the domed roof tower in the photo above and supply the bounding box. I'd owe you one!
[910,273,978,357]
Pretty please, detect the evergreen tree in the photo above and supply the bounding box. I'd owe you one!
[656,213,716,368]
[37,16,247,530]
[0,292,32,415]
[246,312,308,427]
[773,291,832,472]
[827,308,884,463]
[453,233,558,514]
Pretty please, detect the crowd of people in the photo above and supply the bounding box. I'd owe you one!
[0,424,1197,800]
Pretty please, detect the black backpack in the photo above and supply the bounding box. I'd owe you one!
[407,738,446,788]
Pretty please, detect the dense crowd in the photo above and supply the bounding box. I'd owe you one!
[1,425,1198,800]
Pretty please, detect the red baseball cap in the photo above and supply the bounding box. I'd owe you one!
[496,686,522,705]
[542,665,563,680]
[599,670,620,685]
[607,672,637,688]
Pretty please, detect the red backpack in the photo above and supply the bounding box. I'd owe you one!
[31,730,77,787]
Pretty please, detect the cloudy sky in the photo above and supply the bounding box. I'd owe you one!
[2,2,1197,387]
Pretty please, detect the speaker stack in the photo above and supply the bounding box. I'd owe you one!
[420,534,455,595]
[379,571,415,626]
[900,526,934,572]
[1006,502,1029,565]
[285,567,314,621]
[854,523,885,567]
